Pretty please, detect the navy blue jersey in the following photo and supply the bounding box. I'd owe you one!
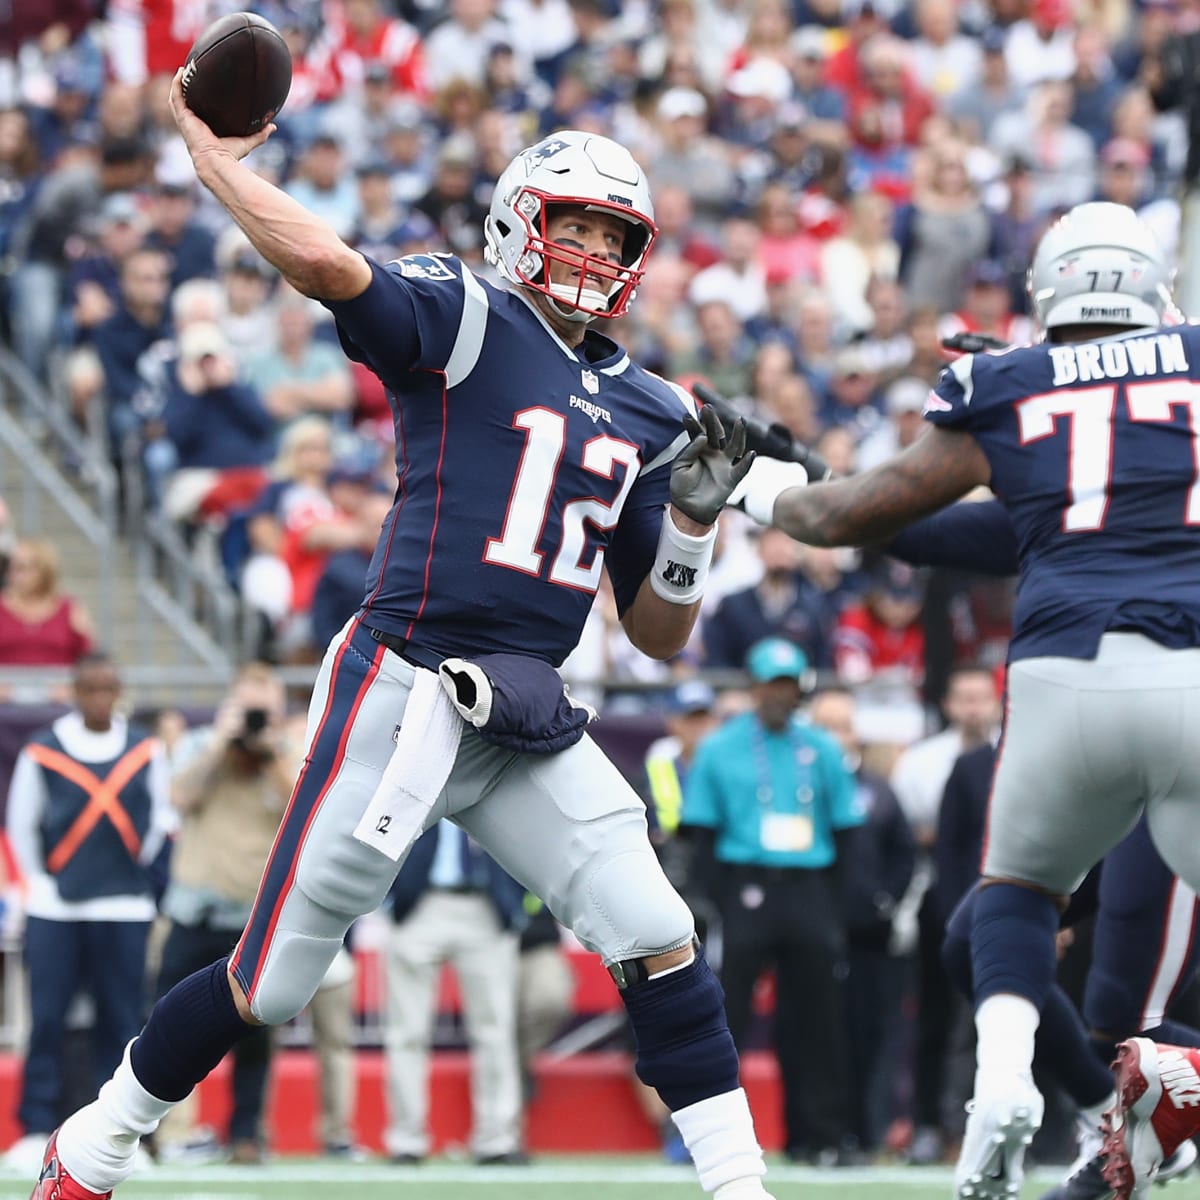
[322,254,694,666]
[925,326,1200,661]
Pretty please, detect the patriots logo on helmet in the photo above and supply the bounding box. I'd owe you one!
[1058,257,1079,278]
[923,393,954,414]
[523,137,570,175]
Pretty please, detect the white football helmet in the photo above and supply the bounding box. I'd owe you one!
[1027,202,1175,334]
[483,131,657,322]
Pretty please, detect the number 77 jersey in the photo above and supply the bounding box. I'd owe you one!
[321,253,695,666]
[923,326,1200,664]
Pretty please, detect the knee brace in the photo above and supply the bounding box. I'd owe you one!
[621,950,740,1111]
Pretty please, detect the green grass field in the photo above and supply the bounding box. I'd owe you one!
[2,1159,1200,1200]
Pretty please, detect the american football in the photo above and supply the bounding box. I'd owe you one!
[180,11,292,139]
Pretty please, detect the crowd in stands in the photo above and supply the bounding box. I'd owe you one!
[3,0,1191,688]
[0,0,1197,1172]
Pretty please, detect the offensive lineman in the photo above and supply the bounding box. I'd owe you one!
[727,201,1200,1199]
[31,85,774,1200]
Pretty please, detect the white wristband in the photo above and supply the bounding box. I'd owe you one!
[727,456,809,525]
[649,508,717,605]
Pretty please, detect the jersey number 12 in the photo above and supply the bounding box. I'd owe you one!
[1016,380,1200,531]
[484,407,640,592]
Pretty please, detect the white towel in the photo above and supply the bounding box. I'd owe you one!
[353,667,464,862]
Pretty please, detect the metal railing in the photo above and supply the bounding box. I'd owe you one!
[0,348,119,642]
[0,345,239,676]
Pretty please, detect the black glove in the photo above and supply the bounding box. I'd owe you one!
[669,406,755,527]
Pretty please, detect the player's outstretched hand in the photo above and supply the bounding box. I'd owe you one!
[169,68,275,167]
[670,406,755,527]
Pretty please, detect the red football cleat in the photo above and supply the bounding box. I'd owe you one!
[1102,1038,1200,1200]
[29,1130,112,1200]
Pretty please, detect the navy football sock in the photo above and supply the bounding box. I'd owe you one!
[971,882,1058,1008]
[621,952,740,1111]
[1038,985,1115,1108]
[130,958,258,1102]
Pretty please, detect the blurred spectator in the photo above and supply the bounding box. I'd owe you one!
[381,103,435,208]
[809,685,915,1153]
[765,373,821,446]
[159,323,274,524]
[92,245,171,456]
[350,161,422,262]
[889,664,1000,1165]
[9,135,150,374]
[218,244,279,362]
[309,0,426,103]
[670,300,755,403]
[821,343,884,436]
[939,259,1036,351]
[514,900,573,1101]
[946,25,1021,143]
[991,155,1042,315]
[990,80,1096,213]
[846,35,933,171]
[649,88,737,224]
[896,138,995,314]
[384,820,527,1163]
[154,663,300,1164]
[787,27,845,135]
[310,489,393,650]
[644,679,720,843]
[424,0,519,91]
[5,653,171,1166]
[1071,25,1123,149]
[144,178,216,288]
[1004,0,1077,90]
[856,277,914,384]
[0,110,41,321]
[413,135,488,260]
[833,560,925,687]
[857,376,930,472]
[243,286,354,428]
[909,0,981,99]
[755,182,820,290]
[67,192,144,339]
[0,538,94,669]
[1097,136,1151,209]
[824,0,890,97]
[819,191,899,333]
[682,638,863,1165]
[284,133,361,241]
[704,527,848,670]
[0,0,94,107]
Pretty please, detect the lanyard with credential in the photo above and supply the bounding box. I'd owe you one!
[750,719,817,854]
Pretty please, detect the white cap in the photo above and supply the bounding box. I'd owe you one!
[657,86,707,122]
[886,376,930,414]
[727,58,793,103]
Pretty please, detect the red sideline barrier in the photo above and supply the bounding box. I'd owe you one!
[0,1050,784,1154]
[205,1050,786,1154]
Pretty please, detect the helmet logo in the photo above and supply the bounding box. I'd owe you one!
[523,137,570,175]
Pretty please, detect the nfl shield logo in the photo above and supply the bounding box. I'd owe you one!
[582,370,599,395]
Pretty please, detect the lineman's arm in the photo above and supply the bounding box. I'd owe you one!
[169,71,371,301]
[772,427,991,547]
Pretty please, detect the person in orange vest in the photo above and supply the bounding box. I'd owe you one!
[3,652,174,1169]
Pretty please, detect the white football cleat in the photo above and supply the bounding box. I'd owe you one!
[955,1080,1045,1199]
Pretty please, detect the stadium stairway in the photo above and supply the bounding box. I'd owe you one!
[0,349,234,705]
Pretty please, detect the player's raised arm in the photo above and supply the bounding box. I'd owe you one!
[750,425,991,547]
[168,71,371,301]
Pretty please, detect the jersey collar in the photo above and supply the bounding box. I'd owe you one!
[510,287,631,374]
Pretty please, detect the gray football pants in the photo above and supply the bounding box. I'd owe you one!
[230,619,693,1025]
[983,632,1200,897]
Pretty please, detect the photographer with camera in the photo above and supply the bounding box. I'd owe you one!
[152,662,300,1164]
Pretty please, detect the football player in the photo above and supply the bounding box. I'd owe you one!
[888,498,1200,1200]
[30,87,773,1200]
[728,201,1200,1199]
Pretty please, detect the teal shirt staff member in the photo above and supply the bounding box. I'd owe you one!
[683,638,864,869]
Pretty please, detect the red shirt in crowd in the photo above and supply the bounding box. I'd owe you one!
[832,603,925,686]
[0,597,93,667]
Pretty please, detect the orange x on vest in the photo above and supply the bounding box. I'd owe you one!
[25,739,156,874]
